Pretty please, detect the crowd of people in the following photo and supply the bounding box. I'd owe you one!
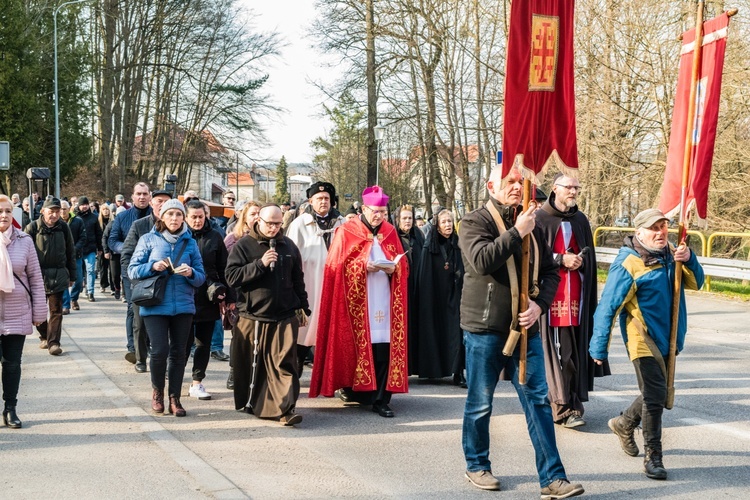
[0,166,704,498]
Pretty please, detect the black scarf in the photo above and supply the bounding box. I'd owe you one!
[625,235,669,266]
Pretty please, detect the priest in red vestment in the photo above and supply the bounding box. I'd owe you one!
[536,174,610,428]
[309,186,409,418]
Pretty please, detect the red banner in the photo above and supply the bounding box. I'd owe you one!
[659,13,730,220]
[502,0,578,182]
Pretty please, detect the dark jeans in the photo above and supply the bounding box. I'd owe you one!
[109,255,121,293]
[622,356,667,451]
[37,292,64,347]
[99,253,110,289]
[123,276,135,351]
[133,303,149,364]
[187,321,214,382]
[0,334,26,407]
[143,314,193,397]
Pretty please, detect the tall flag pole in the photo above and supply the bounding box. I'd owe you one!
[661,3,734,409]
[502,0,578,384]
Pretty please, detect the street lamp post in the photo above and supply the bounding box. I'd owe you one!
[374,123,385,186]
[54,0,93,198]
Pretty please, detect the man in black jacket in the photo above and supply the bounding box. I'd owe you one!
[458,167,583,499]
[108,182,151,364]
[225,204,309,426]
[25,198,76,356]
[120,189,172,373]
[60,200,85,314]
[75,196,103,302]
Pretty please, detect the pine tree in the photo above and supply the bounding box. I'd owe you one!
[274,156,290,203]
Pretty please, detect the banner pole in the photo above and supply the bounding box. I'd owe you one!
[667,0,704,410]
[518,178,532,385]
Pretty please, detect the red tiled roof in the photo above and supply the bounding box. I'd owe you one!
[227,172,255,186]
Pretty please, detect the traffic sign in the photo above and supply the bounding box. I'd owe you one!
[496,150,502,165]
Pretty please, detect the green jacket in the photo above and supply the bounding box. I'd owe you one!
[24,218,76,295]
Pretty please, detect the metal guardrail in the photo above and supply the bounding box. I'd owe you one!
[704,232,750,291]
[596,246,750,292]
[593,226,707,256]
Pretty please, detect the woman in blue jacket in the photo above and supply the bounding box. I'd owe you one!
[128,199,205,416]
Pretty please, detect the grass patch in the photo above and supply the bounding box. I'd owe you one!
[596,267,750,300]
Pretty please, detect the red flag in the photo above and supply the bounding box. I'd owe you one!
[659,13,730,220]
[502,0,578,182]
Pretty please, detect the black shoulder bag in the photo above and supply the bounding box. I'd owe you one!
[131,239,189,307]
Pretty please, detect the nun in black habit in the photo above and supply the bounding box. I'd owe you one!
[413,209,465,383]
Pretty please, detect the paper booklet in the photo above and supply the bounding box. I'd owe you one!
[371,253,405,271]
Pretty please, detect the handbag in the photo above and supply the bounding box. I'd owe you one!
[131,239,189,307]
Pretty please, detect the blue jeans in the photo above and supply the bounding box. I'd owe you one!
[69,257,84,302]
[210,320,224,352]
[462,331,567,488]
[82,252,97,297]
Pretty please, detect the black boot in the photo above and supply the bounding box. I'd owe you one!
[3,405,22,429]
[644,448,667,480]
[608,415,639,457]
[226,367,235,390]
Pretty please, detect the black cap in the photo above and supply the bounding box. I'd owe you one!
[78,196,90,205]
[151,189,173,198]
[344,206,357,216]
[306,182,336,200]
[42,197,62,209]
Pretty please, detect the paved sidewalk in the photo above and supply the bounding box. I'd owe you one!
[2,290,749,499]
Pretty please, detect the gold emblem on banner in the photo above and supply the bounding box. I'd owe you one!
[529,14,559,91]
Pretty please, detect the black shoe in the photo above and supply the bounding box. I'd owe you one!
[644,448,667,480]
[114,291,120,300]
[335,389,351,403]
[135,362,147,373]
[211,350,230,361]
[372,402,394,418]
[3,406,22,428]
[226,368,234,390]
[87,294,95,302]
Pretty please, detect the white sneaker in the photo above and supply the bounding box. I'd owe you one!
[189,383,211,400]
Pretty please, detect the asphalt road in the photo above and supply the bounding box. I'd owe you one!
[2,290,748,499]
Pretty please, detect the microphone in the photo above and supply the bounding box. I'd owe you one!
[269,238,276,271]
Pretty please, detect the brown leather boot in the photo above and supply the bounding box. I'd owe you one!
[152,389,165,414]
[168,396,186,417]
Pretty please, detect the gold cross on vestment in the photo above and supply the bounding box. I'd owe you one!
[550,300,566,318]
[375,310,385,323]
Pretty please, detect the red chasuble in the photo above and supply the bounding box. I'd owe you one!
[309,218,409,398]
[549,226,581,327]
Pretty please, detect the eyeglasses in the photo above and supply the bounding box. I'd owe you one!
[364,205,388,216]
[260,217,282,228]
[555,184,582,192]
[225,197,235,201]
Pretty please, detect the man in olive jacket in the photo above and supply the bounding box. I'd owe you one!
[458,167,583,499]
[25,197,76,355]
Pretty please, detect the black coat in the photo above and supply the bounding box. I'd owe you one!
[24,219,76,295]
[413,227,464,378]
[535,193,610,398]
[121,215,156,270]
[191,221,234,323]
[397,224,426,375]
[67,216,86,258]
[77,210,103,255]
[225,226,309,322]
[102,218,116,254]
[458,199,560,337]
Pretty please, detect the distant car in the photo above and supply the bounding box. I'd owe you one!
[614,217,630,227]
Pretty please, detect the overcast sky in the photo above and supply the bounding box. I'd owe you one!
[240,2,336,165]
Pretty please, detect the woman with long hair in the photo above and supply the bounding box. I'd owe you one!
[128,199,205,416]
[0,195,47,427]
[97,204,112,294]
[224,201,261,252]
